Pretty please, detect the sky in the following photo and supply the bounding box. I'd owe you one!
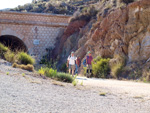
[0,0,32,10]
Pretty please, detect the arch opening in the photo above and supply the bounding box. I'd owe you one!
[0,35,28,52]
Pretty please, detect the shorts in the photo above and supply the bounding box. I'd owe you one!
[87,64,92,70]
[69,64,75,70]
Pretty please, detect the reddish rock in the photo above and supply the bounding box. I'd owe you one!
[55,0,150,69]
[53,20,87,57]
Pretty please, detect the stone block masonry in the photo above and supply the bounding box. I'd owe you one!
[0,11,71,61]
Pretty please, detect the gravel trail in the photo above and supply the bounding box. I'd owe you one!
[0,59,150,113]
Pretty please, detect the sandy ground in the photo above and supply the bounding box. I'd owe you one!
[0,59,150,113]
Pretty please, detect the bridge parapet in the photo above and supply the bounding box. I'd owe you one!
[0,11,71,27]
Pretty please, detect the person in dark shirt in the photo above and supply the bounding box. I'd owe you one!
[75,56,81,75]
[86,51,93,78]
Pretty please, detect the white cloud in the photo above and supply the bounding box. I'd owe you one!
[0,0,32,9]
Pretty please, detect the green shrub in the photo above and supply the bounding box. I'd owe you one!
[38,67,73,83]
[127,68,142,80]
[99,92,106,96]
[111,63,123,78]
[72,79,78,86]
[4,50,16,63]
[93,56,102,63]
[142,68,150,82]
[56,72,73,83]
[18,52,35,65]
[45,68,57,78]
[83,67,87,76]
[38,67,45,75]
[0,43,8,57]
[110,55,126,78]
[70,5,97,23]
[92,57,110,78]
[60,63,68,72]
[80,81,83,86]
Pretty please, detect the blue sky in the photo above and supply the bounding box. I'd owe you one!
[0,0,32,9]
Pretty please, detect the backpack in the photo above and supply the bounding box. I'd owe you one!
[68,55,76,64]
[83,59,86,67]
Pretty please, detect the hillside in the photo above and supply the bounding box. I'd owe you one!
[52,0,150,80]
[9,0,99,15]
[9,0,138,15]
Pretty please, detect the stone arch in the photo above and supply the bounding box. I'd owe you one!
[0,28,29,52]
[0,35,28,52]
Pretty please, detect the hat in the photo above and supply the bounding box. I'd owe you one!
[71,51,74,54]
[87,51,91,54]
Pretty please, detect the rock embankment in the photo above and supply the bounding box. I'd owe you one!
[54,0,150,74]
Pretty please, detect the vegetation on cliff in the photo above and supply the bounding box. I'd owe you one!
[9,0,139,15]
[9,0,99,15]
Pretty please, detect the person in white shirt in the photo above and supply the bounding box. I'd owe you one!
[67,51,77,75]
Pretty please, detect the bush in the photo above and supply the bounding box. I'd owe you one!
[111,63,123,78]
[12,63,17,68]
[56,72,73,83]
[70,13,91,22]
[0,43,8,57]
[38,67,45,75]
[12,63,34,71]
[93,56,102,63]
[110,55,126,78]
[38,67,73,83]
[4,50,16,63]
[70,6,97,23]
[83,67,87,76]
[25,64,34,71]
[45,68,57,78]
[18,52,35,65]
[92,57,110,78]
[60,63,68,72]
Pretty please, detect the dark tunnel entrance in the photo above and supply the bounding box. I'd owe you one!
[0,35,28,52]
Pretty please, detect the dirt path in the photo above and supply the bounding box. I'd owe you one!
[76,76,150,97]
[0,59,150,113]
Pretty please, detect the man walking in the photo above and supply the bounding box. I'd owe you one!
[86,51,93,78]
[67,51,77,75]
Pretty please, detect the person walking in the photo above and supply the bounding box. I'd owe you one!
[75,56,81,75]
[86,51,93,78]
[67,51,77,75]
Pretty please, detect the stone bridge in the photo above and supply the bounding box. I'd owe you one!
[0,11,70,60]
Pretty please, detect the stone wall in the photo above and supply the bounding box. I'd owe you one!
[0,11,70,61]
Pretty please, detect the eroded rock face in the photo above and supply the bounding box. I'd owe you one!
[53,20,87,58]
[78,0,150,64]
[54,0,150,68]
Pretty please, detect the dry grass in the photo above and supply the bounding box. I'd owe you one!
[99,92,106,96]
[4,50,17,63]
[12,63,34,71]
[110,55,126,78]
[29,80,42,84]
[0,43,8,57]
[133,96,143,99]
[142,68,150,82]
[23,75,42,84]
[52,81,65,87]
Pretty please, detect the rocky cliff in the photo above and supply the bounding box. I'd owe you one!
[54,0,150,78]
